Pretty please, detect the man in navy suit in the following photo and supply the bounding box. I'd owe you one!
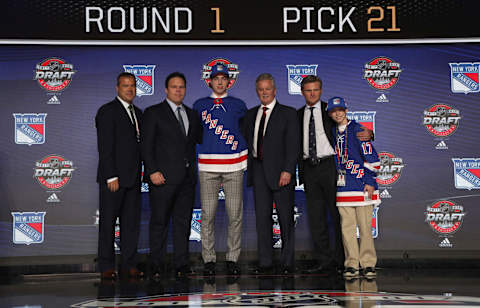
[243,73,300,274]
[95,72,143,279]
[142,72,202,278]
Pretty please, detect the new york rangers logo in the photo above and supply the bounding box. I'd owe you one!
[201,58,240,89]
[449,62,480,94]
[13,113,47,145]
[452,158,480,190]
[286,64,318,95]
[189,209,202,242]
[123,65,156,96]
[356,207,379,239]
[347,111,376,135]
[12,212,46,245]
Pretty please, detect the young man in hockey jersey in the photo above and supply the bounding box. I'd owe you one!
[193,62,248,276]
[327,97,381,279]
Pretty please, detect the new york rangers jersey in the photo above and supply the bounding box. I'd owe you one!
[332,120,381,207]
[193,95,248,172]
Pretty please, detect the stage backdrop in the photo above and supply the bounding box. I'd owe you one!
[1,0,479,263]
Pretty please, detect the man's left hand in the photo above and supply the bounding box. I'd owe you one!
[278,171,292,187]
[357,126,373,141]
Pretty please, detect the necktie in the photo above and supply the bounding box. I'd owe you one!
[128,104,140,142]
[177,106,187,136]
[257,106,267,160]
[309,107,317,160]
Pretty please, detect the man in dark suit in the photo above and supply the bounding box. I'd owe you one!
[95,72,143,279]
[142,72,202,278]
[298,75,372,273]
[243,73,300,274]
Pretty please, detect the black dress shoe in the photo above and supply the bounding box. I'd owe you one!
[226,261,241,276]
[203,262,216,276]
[176,266,195,278]
[253,266,273,275]
[280,267,294,275]
[302,263,335,274]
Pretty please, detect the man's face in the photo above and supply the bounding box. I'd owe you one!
[165,77,186,105]
[116,76,136,104]
[301,81,322,106]
[256,79,276,106]
[210,74,229,96]
[329,108,348,125]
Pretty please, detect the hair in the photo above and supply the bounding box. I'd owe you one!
[165,72,187,88]
[116,72,136,85]
[300,75,322,90]
[255,73,276,88]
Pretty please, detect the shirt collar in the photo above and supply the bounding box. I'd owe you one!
[261,98,277,110]
[306,100,321,109]
[210,92,228,99]
[166,98,183,111]
[117,96,134,110]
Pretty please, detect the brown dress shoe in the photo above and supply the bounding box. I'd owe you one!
[101,269,117,280]
[128,268,144,278]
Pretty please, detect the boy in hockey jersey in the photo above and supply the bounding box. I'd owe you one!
[327,97,381,279]
[193,62,248,276]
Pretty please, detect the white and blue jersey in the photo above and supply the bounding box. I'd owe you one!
[193,95,248,172]
[332,120,381,207]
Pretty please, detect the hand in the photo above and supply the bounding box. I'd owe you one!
[150,171,166,186]
[107,179,119,192]
[357,126,373,141]
[278,171,292,187]
[364,184,374,200]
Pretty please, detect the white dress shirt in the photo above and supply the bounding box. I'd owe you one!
[303,101,335,159]
[253,98,277,158]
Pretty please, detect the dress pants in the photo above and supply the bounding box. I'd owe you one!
[338,205,377,269]
[199,170,244,263]
[98,181,141,272]
[252,159,295,268]
[148,169,195,269]
[303,156,345,267]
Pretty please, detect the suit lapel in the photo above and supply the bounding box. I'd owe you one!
[115,98,138,137]
[264,102,279,139]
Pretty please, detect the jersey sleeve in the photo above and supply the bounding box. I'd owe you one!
[360,140,380,186]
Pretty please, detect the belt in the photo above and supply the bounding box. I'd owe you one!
[304,155,333,166]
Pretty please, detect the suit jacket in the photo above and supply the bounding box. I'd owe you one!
[243,101,300,190]
[96,98,142,188]
[142,100,202,185]
[297,101,335,185]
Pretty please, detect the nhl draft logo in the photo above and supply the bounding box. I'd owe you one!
[423,104,460,137]
[201,58,240,89]
[33,155,75,190]
[377,152,405,186]
[13,113,47,145]
[34,57,75,92]
[449,62,480,94]
[452,158,480,190]
[425,200,466,236]
[12,212,46,245]
[189,209,201,242]
[347,111,376,135]
[286,64,318,95]
[123,65,155,96]
[363,57,402,90]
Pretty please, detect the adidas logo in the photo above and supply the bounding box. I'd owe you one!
[435,140,448,150]
[47,193,60,203]
[47,95,61,105]
[380,189,391,199]
[439,237,453,248]
[218,190,225,200]
[376,94,389,103]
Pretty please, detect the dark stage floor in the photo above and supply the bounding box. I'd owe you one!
[1,267,480,307]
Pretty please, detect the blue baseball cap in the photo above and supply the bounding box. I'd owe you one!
[210,63,229,78]
[327,96,348,113]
